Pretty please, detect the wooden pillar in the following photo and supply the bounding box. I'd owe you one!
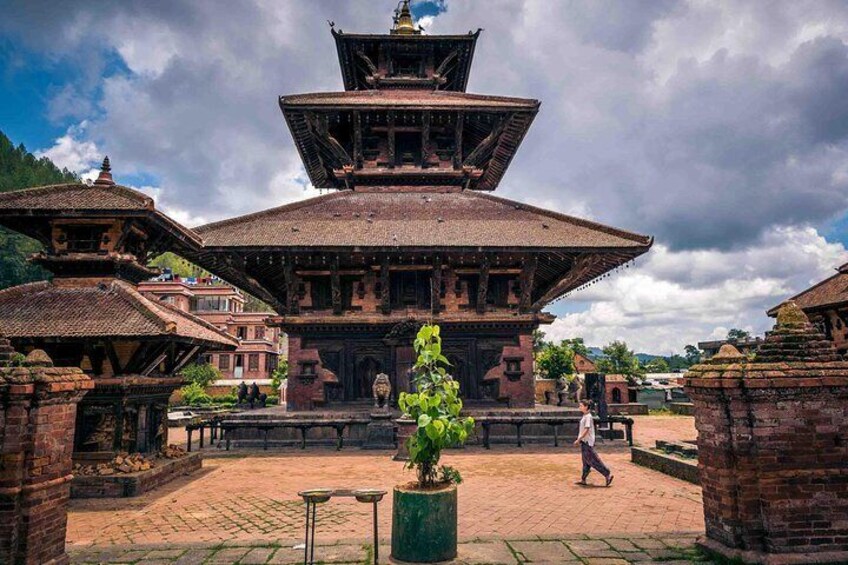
[387,110,396,169]
[353,111,363,168]
[453,112,464,169]
[477,255,489,314]
[284,259,300,315]
[380,256,391,315]
[421,110,431,169]
[331,255,342,315]
[519,254,537,312]
[431,255,442,316]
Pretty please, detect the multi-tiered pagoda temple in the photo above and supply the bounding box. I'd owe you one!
[186,2,652,410]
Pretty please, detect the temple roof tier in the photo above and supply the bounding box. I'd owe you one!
[767,262,848,316]
[280,91,539,191]
[0,278,237,349]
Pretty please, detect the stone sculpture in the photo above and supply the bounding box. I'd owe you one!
[372,372,391,408]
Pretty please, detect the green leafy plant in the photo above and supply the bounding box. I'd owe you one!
[270,359,288,391]
[179,362,221,388]
[397,324,475,489]
[180,382,212,406]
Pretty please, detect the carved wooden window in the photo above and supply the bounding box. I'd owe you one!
[308,276,332,310]
[390,271,431,310]
[255,326,265,340]
[219,354,230,371]
[392,54,425,77]
[65,225,106,252]
[486,275,512,307]
[505,359,521,373]
[300,361,317,376]
[248,354,259,372]
[236,326,247,340]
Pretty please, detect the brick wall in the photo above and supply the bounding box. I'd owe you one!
[0,341,93,565]
[685,302,848,563]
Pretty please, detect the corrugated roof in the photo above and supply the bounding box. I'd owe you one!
[0,279,237,347]
[196,190,651,250]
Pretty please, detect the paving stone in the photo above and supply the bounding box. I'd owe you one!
[583,559,629,565]
[644,547,685,560]
[603,538,641,552]
[206,547,251,563]
[173,550,215,565]
[454,541,518,564]
[145,549,186,559]
[508,540,577,562]
[137,560,173,565]
[269,544,364,563]
[240,547,276,564]
[565,539,615,556]
[96,550,148,563]
[630,537,667,550]
[623,552,656,562]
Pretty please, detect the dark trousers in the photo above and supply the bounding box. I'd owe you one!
[581,441,611,480]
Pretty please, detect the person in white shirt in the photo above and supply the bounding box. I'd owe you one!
[573,399,614,486]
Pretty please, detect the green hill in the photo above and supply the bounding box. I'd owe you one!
[0,131,78,289]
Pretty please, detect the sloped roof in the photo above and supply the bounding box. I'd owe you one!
[0,182,202,248]
[767,263,848,316]
[0,279,237,348]
[195,189,652,250]
[281,90,539,110]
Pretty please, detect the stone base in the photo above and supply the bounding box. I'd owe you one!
[362,412,397,450]
[697,536,848,565]
[630,447,699,484]
[71,452,202,498]
[668,402,694,415]
[607,403,649,415]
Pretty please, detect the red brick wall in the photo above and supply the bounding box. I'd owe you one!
[0,353,93,565]
[605,382,629,405]
[486,332,535,408]
[685,306,848,561]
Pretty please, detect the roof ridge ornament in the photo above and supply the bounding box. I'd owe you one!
[93,156,115,186]
[391,0,421,35]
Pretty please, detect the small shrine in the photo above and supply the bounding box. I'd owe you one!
[0,159,237,463]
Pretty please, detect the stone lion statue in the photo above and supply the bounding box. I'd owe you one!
[372,372,392,408]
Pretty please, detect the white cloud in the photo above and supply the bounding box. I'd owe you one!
[35,123,100,173]
[545,226,848,354]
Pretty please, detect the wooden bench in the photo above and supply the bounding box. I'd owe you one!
[188,417,372,451]
[476,414,634,449]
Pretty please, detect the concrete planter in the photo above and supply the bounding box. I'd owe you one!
[391,483,457,562]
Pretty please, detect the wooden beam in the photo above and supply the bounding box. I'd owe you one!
[353,111,363,168]
[380,255,391,315]
[331,255,342,315]
[431,255,442,316]
[477,255,489,314]
[104,340,123,376]
[421,110,431,169]
[387,110,396,169]
[519,254,537,312]
[453,111,464,170]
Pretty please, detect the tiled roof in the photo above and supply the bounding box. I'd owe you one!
[0,183,202,248]
[196,189,652,250]
[0,279,237,348]
[280,90,539,110]
[767,263,848,316]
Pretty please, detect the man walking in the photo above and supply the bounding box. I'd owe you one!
[573,399,614,486]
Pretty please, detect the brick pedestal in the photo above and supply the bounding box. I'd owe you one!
[0,341,93,565]
[685,302,848,565]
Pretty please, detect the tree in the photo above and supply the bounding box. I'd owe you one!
[559,337,590,357]
[596,340,644,384]
[666,354,690,371]
[531,329,549,354]
[643,357,670,373]
[727,328,751,341]
[270,359,288,391]
[536,343,575,379]
[684,345,701,365]
[178,362,221,388]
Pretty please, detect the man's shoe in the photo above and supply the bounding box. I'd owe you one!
[605,475,614,487]
[575,480,587,486]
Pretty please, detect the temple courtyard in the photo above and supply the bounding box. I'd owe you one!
[67,416,707,564]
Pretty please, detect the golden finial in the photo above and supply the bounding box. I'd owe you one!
[392,0,420,35]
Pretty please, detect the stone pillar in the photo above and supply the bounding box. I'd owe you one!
[0,341,93,565]
[685,302,848,564]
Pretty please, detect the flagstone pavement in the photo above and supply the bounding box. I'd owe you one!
[68,415,705,563]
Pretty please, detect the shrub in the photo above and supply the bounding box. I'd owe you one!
[211,393,237,404]
[179,362,221,388]
[180,382,212,406]
[270,360,288,391]
[397,324,475,489]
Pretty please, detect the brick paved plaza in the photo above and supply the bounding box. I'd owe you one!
[67,416,705,563]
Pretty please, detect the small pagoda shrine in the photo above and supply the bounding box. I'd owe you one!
[186,2,653,410]
[0,159,237,461]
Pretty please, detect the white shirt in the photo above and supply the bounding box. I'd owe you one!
[579,413,595,447]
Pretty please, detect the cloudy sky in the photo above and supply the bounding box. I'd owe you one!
[2,0,847,354]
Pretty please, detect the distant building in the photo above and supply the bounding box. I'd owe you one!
[573,352,596,374]
[604,374,630,405]
[138,280,286,381]
[698,337,763,360]
[767,262,848,356]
